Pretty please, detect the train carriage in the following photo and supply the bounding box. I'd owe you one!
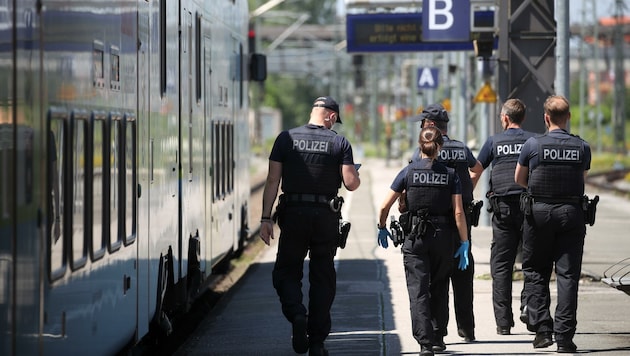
[0,0,265,354]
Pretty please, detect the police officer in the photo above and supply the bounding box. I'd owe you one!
[515,95,591,353]
[378,126,469,356]
[476,98,535,335]
[259,96,360,356]
[411,104,483,342]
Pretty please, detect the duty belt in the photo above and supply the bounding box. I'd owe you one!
[532,196,582,204]
[411,214,451,224]
[496,195,521,202]
[284,193,332,204]
[282,193,344,213]
[426,216,451,224]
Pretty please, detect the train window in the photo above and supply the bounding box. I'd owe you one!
[160,0,166,94]
[110,46,120,91]
[47,109,67,282]
[91,112,108,261]
[228,122,233,193]
[213,121,220,199]
[124,114,136,246]
[70,111,89,270]
[196,13,201,102]
[109,113,122,253]
[221,122,227,196]
[239,44,243,108]
[93,41,105,89]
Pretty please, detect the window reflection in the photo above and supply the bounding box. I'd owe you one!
[124,115,136,245]
[92,115,106,260]
[48,115,65,279]
[71,115,87,269]
[110,115,121,252]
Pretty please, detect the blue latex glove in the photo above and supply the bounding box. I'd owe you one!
[377,227,391,249]
[454,240,470,270]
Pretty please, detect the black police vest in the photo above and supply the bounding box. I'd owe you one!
[490,131,534,196]
[528,134,585,198]
[438,139,473,204]
[405,160,454,216]
[282,125,341,196]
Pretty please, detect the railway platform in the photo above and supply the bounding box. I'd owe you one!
[175,157,630,356]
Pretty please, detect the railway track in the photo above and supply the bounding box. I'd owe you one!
[585,168,630,197]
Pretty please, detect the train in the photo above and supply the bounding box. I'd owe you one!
[0,0,266,355]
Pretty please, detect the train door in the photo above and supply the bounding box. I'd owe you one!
[204,32,234,268]
[181,6,205,299]
[177,5,192,294]
[203,34,213,272]
[0,1,43,355]
[136,0,151,340]
[1,2,42,355]
[0,4,16,352]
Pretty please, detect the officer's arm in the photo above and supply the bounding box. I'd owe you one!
[342,164,360,191]
[514,163,528,188]
[469,160,484,189]
[378,189,400,228]
[452,194,469,243]
[260,160,282,245]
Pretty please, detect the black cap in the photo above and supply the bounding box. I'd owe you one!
[419,103,449,122]
[313,96,342,124]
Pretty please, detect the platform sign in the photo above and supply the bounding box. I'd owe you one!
[422,0,471,42]
[346,13,475,53]
[417,67,439,89]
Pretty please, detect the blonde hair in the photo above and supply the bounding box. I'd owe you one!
[544,95,570,125]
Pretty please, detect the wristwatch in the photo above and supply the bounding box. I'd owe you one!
[377,223,386,230]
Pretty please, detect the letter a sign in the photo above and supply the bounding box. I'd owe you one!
[417,67,439,89]
[422,0,470,42]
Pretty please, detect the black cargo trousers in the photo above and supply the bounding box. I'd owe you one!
[272,204,339,345]
[489,196,524,328]
[403,220,454,345]
[450,207,475,332]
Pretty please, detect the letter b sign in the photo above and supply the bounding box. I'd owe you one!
[422,0,470,42]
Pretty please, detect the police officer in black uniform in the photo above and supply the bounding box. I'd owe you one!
[515,95,591,353]
[411,104,483,342]
[259,96,360,356]
[378,126,470,356]
[476,98,535,335]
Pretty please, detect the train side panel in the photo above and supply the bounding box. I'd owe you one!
[1,0,257,354]
[0,2,43,354]
[39,1,139,354]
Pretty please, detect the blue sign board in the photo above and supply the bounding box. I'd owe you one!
[422,0,470,42]
[346,13,475,53]
[417,67,439,89]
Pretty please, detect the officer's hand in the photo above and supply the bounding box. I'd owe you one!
[454,240,470,270]
[377,227,391,249]
[260,221,275,246]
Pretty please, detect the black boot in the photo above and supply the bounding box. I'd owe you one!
[292,314,308,354]
[420,344,434,356]
[432,336,446,352]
